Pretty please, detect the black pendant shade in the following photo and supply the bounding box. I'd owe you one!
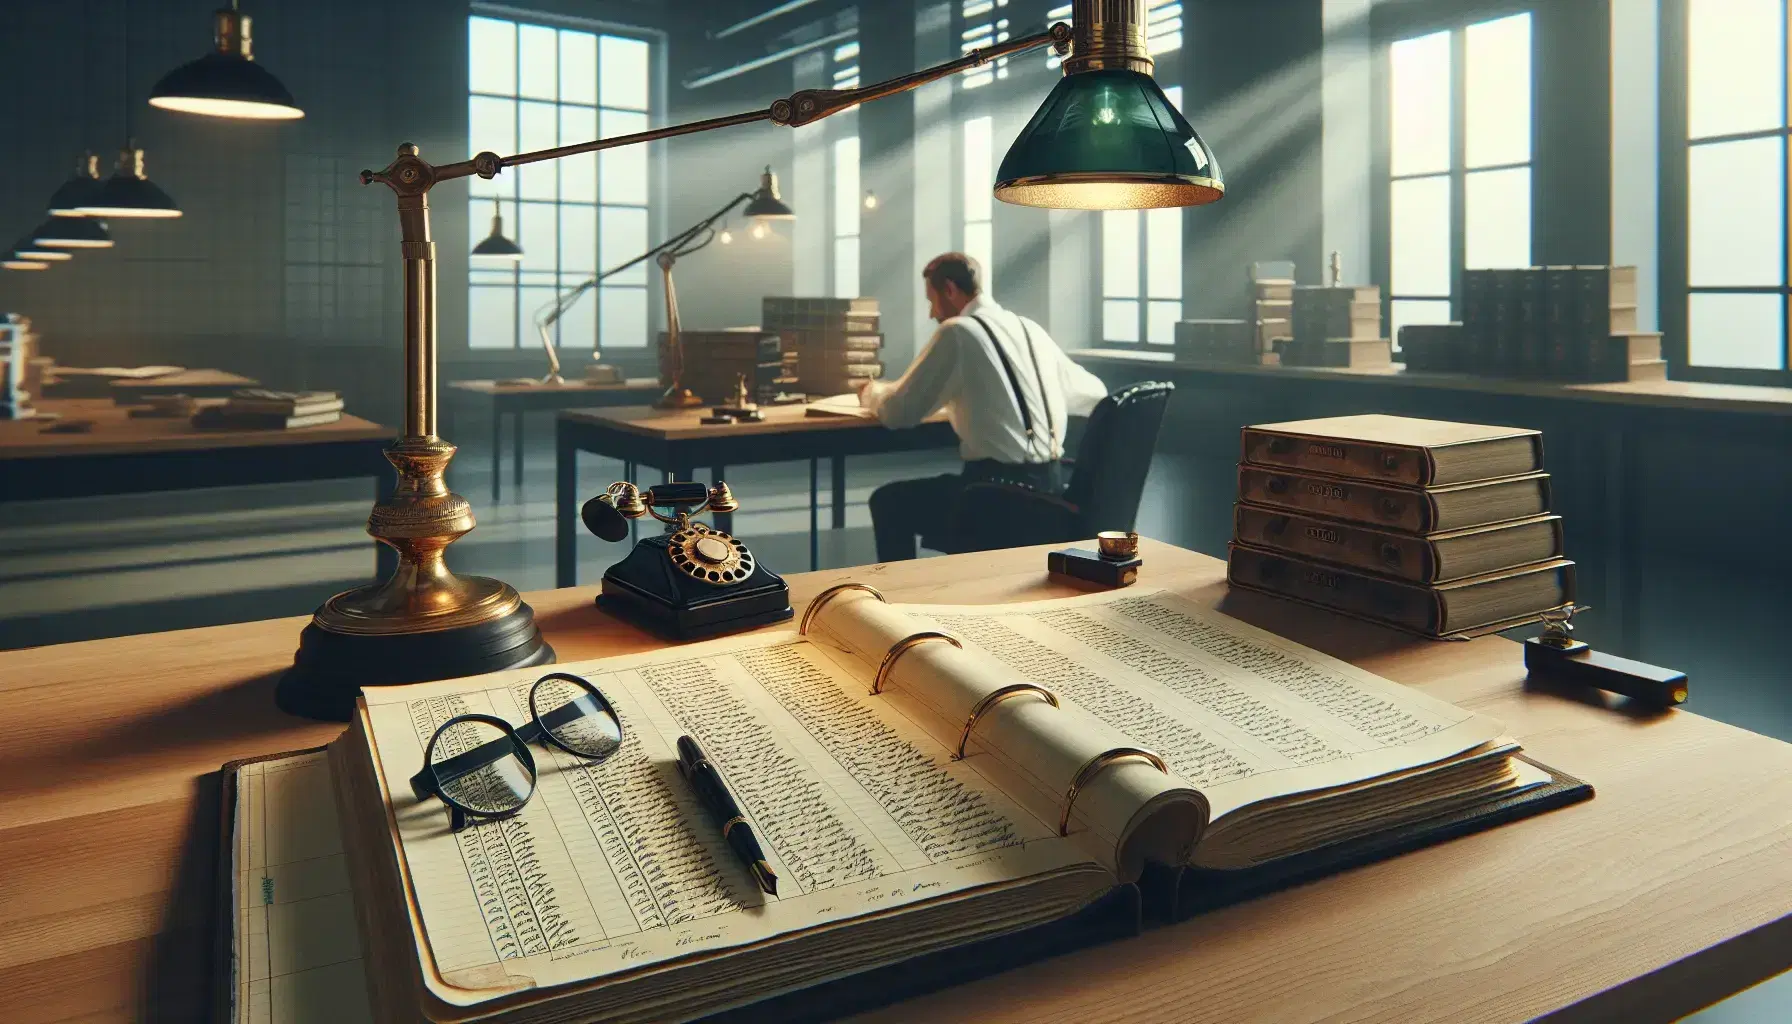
[33,215,114,249]
[46,154,106,216]
[149,7,303,120]
[743,166,796,220]
[78,148,182,218]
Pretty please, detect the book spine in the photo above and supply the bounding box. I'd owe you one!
[1237,465,1433,532]
[1518,269,1547,379]
[1240,432,1427,486]
[1462,271,1489,375]
[1227,544,1436,633]
[1234,504,1437,582]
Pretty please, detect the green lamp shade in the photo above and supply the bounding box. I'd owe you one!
[995,68,1224,211]
[46,172,105,216]
[150,52,304,120]
[33,216,114,249]
[12,238,72,261]
[471,231,523,258]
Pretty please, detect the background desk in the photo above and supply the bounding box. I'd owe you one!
[0,540,1787,1022]
[447,378,660,503]
[1077,349,1792,661]
[555,404,956,582]
[0,398,397,578]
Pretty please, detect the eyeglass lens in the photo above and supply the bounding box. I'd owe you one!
[429,718,534,817]
[527,673,624,760]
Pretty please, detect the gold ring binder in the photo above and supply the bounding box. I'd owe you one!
[872,631,962,695]
[1059,747,1168,836]
[799,583,887,635]
[721,814,749,839]
[955,684,1059,760]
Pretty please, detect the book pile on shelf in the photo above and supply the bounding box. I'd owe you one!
[1249,259,1294,357]
[1226,413,1574,638]
[192,389,344,429]
[1173,319,1267,365]
[659,327,783,404]
[1281,258,1390,369]
[763,296,884,396]
[1403,266,1661,382]
[0,314,36,420]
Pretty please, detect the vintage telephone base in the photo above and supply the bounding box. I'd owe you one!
[597,536,793,640]
[276,604,555,721]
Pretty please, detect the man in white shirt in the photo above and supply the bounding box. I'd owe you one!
[858,252,1109,561]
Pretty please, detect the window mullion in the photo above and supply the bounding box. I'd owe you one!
[1450,25,1468,317]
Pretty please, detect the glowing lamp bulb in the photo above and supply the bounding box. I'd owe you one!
[864,191,878,210]
[751,222,768,240]
[719,228,733,245]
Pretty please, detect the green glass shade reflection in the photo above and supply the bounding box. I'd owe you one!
[996,68,1223,211]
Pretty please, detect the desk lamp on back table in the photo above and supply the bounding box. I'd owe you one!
[276,0,1225,720]
[522,169,794,390]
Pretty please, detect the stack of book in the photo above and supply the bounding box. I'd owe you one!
[1249,260,1295,358]
[1280,283,1391,369]
[659,328,784,404]
[1172,319,1268,365]
[762,296,884,395]
[1459,266,1662,382]
[1397,322,1465,373]
[192,389,344,429]
[1227,414,1574,638]
[0,314,36,420]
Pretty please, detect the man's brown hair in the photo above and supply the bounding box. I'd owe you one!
[922,252,982,298]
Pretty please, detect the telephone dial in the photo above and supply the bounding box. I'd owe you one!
[581,480,793,639]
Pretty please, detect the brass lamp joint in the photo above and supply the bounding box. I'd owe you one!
[213,8,254,60]
[1062,0,1154,76]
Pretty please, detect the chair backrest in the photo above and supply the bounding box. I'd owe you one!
[1063,380,1175,533]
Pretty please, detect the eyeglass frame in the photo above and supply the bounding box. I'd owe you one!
[410,672,624,832]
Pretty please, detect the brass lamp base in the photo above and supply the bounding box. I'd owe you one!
[655,385,704,409]
[586,363,623,385]
[275,433,555,721]
[277,600,554,721]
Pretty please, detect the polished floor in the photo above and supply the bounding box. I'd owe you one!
[0,431,1786,1020]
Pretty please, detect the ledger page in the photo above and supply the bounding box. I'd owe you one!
[899,588,1505,821]
[358,631,1095,1004]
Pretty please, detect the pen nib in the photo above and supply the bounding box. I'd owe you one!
[751,859,779,896]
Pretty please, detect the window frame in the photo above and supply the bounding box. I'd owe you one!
[826,39,862,300]
[464,5,665,369]
[1660,0,1792,385]
[1370,0,1537,346]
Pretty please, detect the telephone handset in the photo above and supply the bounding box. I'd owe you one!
[581,480,793,639]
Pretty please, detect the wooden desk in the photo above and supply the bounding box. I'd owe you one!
[0,398,398,578]
[1076,349,1792,659]
[1,540,1787,1022]
[555,403,957,581]
[446,378,661,503]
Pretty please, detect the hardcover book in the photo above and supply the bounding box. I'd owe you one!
[1240,414,1544,488]
[1226,543,1575,638]
[1233,503,1564,584]
[1237,464,1551,534]
[280,587,1581,1023]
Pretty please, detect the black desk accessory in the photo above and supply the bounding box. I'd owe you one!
[1048,530,1142,587]
[581,479,793,639]
[675,734,778,895]
[1523,607,1688,708]
[708,374,766,424]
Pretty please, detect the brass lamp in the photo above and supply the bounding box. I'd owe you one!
[275,0,1221,720]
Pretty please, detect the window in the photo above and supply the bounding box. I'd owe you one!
[1679,0,1789,372]
[467,15,655,352]
[963,115,995,290]
[1383,12,1532,344]
[830,41,861,299]
[961,0,1011,89]
[1047,1,1181,70]
[1101,86,1184,344]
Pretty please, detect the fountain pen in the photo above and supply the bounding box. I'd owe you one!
[675,735,778,895]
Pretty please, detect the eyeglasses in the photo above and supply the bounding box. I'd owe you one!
[409,672,624,832]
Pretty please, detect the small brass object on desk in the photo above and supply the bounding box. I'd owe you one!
[711,374,765,423]
[1523,607,1688,708]
[1050,531,1142,588]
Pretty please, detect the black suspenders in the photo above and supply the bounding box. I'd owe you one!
[969,313,1056,460]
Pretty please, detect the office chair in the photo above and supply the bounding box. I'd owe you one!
[925,380,1175,554]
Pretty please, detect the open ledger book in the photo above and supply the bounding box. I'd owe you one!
[323,586,1576,1024]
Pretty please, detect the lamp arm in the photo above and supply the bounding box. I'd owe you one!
[372,22,1071,193]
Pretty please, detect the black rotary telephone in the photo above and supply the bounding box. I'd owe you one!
[581,480,792,639]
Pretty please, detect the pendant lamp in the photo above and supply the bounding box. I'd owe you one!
[32,215,114,249]
[995,2,1223,210]
[46,154,107,216]
[79,147,183,219]
[12,239,73,262]
[150,3,303,120]
[2,260,50,271]
[470,199,523,259]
